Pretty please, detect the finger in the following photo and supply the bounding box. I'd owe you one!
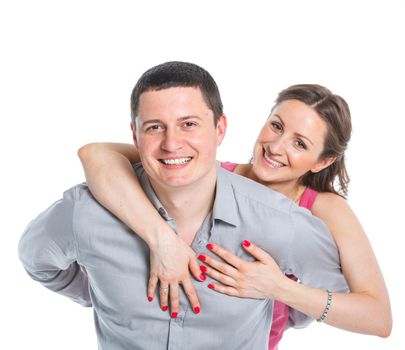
[198,253,238,278]
[159,283,170,312]
[242,240,273,263]
[182,278,201,314]
[147,275,158,302]
[189,254,205,281]
[169,283,180,318]
[207,243,243,269]
[200,264,237,287]
[207,282,240,297]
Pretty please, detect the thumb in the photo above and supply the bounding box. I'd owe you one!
[189,253,205,281]
[242,240,274,263]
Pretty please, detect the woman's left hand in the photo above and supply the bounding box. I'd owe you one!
[199,240,287,299]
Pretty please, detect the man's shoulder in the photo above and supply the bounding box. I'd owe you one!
[61,183,107,214]
[62,182,94,202]
[218,167,294,216]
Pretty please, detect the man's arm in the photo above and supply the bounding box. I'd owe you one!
[288,205,349,292]
[273,204,349,322]
[18,187,91,307]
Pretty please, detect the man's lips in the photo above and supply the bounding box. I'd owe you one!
[159,157,192,165]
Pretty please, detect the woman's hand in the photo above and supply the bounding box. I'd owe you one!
[199,240,287,299]
[148,228,205,317]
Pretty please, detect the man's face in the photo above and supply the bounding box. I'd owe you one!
[133,87,226,190]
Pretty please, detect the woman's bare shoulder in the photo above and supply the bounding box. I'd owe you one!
[312,192,353,222]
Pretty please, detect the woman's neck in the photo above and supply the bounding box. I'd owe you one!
[237,164,305,203]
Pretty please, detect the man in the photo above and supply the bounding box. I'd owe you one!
[19,61,348,349]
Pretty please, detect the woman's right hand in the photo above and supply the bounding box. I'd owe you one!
[148,227,204,317]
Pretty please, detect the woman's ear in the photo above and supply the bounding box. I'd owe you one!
[311,156,336,173]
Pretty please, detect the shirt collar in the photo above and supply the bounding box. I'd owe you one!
[212,165,240,227]
[134,163,240,227]
[134,163,173,221]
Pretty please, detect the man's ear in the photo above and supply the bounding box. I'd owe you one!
[130,122,138,148]
[216,115,227,146]
[311,156,336,173]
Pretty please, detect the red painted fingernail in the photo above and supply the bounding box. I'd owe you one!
[199,273,206,281]
[200,265,207,273]
[194,306,200,314]
[242,240,251,247]
[198,254,206,262]
[208,283,215,289]
[207,243,214,250]
[171,312,178,318]
[162,305,168,311]
[148,296,153,302]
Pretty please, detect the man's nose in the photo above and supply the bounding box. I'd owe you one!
[161,128,184,152]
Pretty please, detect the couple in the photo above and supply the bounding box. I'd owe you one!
[19,61,391,349]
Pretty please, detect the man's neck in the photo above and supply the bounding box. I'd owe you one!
[150,169,217,245]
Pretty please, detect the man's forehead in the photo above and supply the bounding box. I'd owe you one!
[136,87,213,122]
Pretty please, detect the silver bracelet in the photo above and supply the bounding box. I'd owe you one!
[317,290,333,323]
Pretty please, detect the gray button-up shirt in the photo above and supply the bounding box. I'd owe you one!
[19,164,348,350]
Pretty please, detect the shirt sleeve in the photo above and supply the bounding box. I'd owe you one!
[286,307,313,329]
[18,186,91,307]
[287,204,349,292]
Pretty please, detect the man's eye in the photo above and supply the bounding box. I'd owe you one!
[146,125,162,131]
[183,121,197,128]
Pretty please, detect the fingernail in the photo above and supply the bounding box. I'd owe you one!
[194,306,200,314]
[200,265,207,273]
[199,273,206,281]
[171,312,178,318]
[206,243,214,250]
[148,296,153,302]
[208,283,215,289]
[198,254,206,262]
[242,240,251,247]
[162,305,168,312]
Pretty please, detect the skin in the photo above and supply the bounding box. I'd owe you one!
[78,99,392,336]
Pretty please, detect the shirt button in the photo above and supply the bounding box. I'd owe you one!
[158,208,166,217]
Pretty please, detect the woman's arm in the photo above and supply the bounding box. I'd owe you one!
[78,143,204,315]
[201,194,392,337]
[308,193,392,336]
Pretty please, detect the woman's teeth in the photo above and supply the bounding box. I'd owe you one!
[264,152,284,168]
[161,157,192,165]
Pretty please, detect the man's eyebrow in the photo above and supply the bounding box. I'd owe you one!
[141,119,162,126]
[178,115,203,121]
[140,116,202,126]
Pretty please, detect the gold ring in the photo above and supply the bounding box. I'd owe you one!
[160,287,169,295]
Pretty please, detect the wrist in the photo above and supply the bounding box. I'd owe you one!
[271,274,297,302]
[144,223,178,251]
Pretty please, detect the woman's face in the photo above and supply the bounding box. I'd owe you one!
[251,99,333,187]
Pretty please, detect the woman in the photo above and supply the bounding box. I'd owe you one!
[78,84,392,348]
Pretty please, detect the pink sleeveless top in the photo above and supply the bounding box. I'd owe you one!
[220,162,318,350]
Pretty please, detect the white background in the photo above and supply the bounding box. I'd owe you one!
[1,0,404,349]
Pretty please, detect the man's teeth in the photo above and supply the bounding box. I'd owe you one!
[161,157,192,165]
[264,152,284,168]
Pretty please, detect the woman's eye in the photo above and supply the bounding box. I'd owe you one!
[271,122,282,131]
[295,139,307,149]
